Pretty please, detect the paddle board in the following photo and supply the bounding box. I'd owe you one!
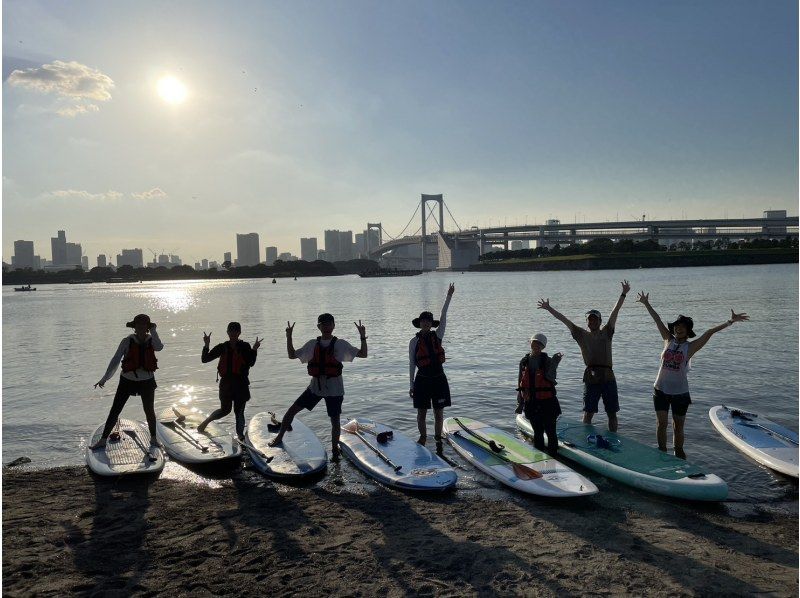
[709,405,798,478]
[246,411,327,478]
[156,405,241,465]
[86,419,164,476]
[444,416,597,497]
[544,419,727,501]
[339,418,457,492]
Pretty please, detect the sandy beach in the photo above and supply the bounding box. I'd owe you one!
[2,463,797,597]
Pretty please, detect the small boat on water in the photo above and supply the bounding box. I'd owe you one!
[359,269,423,278]
[13,285,36,292]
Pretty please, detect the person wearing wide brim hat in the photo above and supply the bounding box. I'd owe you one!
[409,283,455,453]
[637,291,749,459]
[537,280,631,432]
[89,314,164,457]
[516,333,563,456]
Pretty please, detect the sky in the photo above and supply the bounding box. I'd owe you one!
[2,0,797,265]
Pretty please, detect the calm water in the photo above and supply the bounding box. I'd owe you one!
[3,265,798,504]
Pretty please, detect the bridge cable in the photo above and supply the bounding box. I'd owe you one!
[443,201,462,232]
[384,202,421,240]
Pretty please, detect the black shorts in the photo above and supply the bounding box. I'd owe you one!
[523,397,562,422]
[294,388,344,418]
[117,376,157,396]
[413,373,451,410]
[653,388,691,417]
[219,377,251,402]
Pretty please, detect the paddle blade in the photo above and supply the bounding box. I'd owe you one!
[342,419,360,434]
[171,405,186,423]
[512,462,542,480]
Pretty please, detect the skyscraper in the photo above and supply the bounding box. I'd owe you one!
[50,230,67,265]
[223,251,232,265]
[202,259,209,270]
[300,237,318,261]
[97,254,107,268]
[354,233,365,258]
[81,256,89,270]
[323,230,340,262]
[117,248,144,268]
[265,246,278,266]
[236,233,260,266]
[66,242,82,266]
[338,230,354,261]
[13,240,35,269]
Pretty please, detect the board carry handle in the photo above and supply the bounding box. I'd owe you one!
[235,437,274,463]
[452,431,542,480]
[124,429,157,462]
[453,417,505,452]
[169,419,210,453]
[342,421,402,472]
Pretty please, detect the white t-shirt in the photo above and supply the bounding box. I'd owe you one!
[654,338,690,395]
[295,337,359,397]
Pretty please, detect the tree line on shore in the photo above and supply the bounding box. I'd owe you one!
[479,236,798,262]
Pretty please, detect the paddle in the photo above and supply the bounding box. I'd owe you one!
[124,429,158,462]
[235,437,274,463]
[171,405,186,423]
[729,408,799,445]
[453,417,504,453]
[269,411,292,432]
[343,419,393,444]
[342,420,402,472]
[168,419,210,453]
[452,431,542,480]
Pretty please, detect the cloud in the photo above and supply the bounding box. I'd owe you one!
[46,189,124,201]
[131,188,168,200]
[8,60,114,116]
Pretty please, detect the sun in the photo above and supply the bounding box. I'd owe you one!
[157,76,188,104]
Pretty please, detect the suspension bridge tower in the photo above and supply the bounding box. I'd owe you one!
[366,223,383,255]
[420,194,444,271]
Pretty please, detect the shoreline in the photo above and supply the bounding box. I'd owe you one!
[3,465,797,596]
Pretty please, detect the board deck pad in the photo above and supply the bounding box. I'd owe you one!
[247,411,327,478]
[86,418,164,476]
[450,417,550,466]
[557,420,705,480]
[156,405,240,463]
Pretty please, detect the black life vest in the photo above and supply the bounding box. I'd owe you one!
[218,343,248,379]
[307,337,343,378]
[518,354,554,401]
[415,332,446,369]
[121,337,158,376]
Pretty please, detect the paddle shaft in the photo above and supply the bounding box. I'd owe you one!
[346,428,402,472]
[739,421,799,445]
[235,437,273,463]
[169,419,209,452]
[453,417,504,452]
[124,429,157,461]
[452,430,541,480]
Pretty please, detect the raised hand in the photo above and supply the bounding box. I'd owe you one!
[554,352,564,359]
[354,320,366,338]
[537,298,551,311]
[286,321,295,337]
[621,280,631,295]
[93,380,105,389]
[203,331,211,346]
[253,336,262,350]
[447,283,455,297]
[636,291,649,305]
[730,310,749,323]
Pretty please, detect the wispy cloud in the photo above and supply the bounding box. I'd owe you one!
[131,188,168,200]
[7,60,114,116]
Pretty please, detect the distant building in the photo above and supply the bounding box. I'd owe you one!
[81,256,89,270]
[762,210,788,236]
[265,246,278,266]
[194,262,201,270]
[97,254,107,268]
[13,240,35,269]
[364,228,381,255]
[201,259,209,270]
[50,230,67,265]
[66,242,82,266]
[236,233,260,267]
[354,233,366,257]
[170,255,181,266]
[278,252,298,261]
[510,240,528,251]
[300,237,318,261]
[323,230,340,262]
[338,231,353,261]
[209,261,218,269]
[223,251,232,265]
[158,254,170,265]
[317,249,328,261]
[117,248,144,268]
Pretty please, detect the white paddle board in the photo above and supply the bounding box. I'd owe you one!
[339,418,457,492]
[709,405,798,478]
[86,419,164,476]
[444,416,598,497]
[246,411,327,478]
[156,405,241,465]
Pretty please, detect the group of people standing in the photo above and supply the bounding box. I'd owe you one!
[90,280,747,462]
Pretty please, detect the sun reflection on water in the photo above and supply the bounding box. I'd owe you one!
[148,286,198,313]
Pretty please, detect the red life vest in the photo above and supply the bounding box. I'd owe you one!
[519,363,554,401]
[415,332,446,368]
[307,337,343,378]
[121,337,158,376]
[218,343,247,378]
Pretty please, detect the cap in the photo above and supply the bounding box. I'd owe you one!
[529,333,547,348]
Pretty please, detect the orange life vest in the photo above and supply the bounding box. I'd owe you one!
[307,337,343,378]
[218,343,248,378]
[415,332,446,369]
[519,358,554,401]
[121,337,158,376]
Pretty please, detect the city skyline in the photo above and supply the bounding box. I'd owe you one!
[3,1,797,263]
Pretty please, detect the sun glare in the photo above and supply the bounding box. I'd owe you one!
[157,76,188,104]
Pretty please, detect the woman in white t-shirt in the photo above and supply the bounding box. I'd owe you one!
[637,292,748,459]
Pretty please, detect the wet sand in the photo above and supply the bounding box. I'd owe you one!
[3,465,797,596]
